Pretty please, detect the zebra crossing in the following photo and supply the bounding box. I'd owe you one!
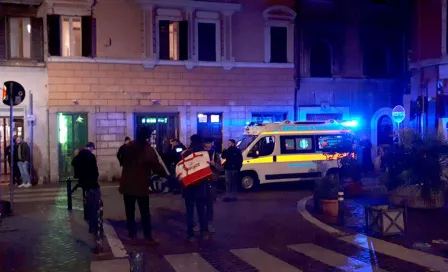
[158,238,448,272]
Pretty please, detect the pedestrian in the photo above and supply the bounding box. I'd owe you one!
[117,136,131,167]
[181,134,210,242]
[221,139,243,202]
[16,136,31,188]
[71,142,102,236]
[194,140,221,233]
[5,135,21,185]
[119,127,166,245]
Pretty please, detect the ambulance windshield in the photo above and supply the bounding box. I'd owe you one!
[236,135,257,151]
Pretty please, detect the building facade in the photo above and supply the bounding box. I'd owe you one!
[409,0,448,138]
[0,0,409,182]
[0,2,48,183]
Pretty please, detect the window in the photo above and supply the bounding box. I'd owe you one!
[8,17,31,59]
[316,135,345,152]
[252,113,287,123]
[62,17,82,57]
[270,27,287,63]
[363,46,389,78]
[310,40,332,77]
[249,136,275,157]
[47,15,96,58]
[280,136,315,154]
[197,22,217,62]
[159,20,188,60]
[263,6,296,64]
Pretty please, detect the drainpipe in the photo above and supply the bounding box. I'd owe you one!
[293,0,301,121]
[46,108,50,183]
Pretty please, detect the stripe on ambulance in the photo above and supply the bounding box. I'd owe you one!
[242,153,349,164]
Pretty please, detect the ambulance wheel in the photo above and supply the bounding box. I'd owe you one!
[240,172,259,191]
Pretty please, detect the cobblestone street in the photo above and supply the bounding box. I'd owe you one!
[2,183,448,272]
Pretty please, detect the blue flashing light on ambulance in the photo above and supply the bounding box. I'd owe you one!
[235,120,355,190]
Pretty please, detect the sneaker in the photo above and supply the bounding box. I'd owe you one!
[24,184,31,188]
[193,224,200,232]
[18,184,25,188]
[186,236,196,243]
[208,224,216,233]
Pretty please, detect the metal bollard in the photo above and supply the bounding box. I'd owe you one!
[67,178,72,211]
[338,188,344,225]
[129,251,147,272]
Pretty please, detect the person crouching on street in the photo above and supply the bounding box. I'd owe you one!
[119,127,166,245]
[71,142,102,236]
[181,134,210,242]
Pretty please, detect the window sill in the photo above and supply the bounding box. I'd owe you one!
[48,56,294,70]
[144,59,294,70]
[0,60,46,68]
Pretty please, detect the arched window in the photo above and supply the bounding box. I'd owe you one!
[309,40,332,77]
[363,45,389,78]
[262,5,296,64]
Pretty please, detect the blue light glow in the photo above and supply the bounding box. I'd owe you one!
[341,120,359,127]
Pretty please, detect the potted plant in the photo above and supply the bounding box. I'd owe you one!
[322,133,362,197]
[381,129,448,209]
[314,174,340,217]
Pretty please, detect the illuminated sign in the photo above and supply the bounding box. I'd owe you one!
[392,105,405,123]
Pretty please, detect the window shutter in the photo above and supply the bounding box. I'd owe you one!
[159,20,170,60]
[82,16,96,57]
[0,16,5,60]
[198,22,216,62]
[31,17,44,62]
[179,20,188,61]
[47,15,61,56]
[270,27,287,63]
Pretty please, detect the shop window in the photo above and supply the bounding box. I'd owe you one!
[310,40,332,78]
[198,114,207,123]
[280,136,315,154]
[159,20,188,60]
[210,115,220,123]
[197,22,217,62]
[270,26,287,63]
[8,17,31,59]
[252,112,287,123]
[249,136,275,157]
[47,15,96,57]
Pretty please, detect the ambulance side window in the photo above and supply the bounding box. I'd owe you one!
[249,136,275,157]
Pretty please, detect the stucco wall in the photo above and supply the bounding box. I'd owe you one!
[94,0,143,59]
[0,66,49,182]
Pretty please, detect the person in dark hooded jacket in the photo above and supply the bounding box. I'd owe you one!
[181,134,210,242]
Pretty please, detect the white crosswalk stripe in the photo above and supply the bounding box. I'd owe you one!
[161,241,448,272]
[231,247,302,272]
[165,253,218,272]
[289,243,387,272]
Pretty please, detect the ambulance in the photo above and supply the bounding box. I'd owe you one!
[236,120,355,190]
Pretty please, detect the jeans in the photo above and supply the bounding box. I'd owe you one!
[17,161,30,185]
[225,170,239,199]
[185,197,207,237]
[123,195,152,239]
[86,188,103,235]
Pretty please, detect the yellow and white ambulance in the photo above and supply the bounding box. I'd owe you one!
[236,120,354,190]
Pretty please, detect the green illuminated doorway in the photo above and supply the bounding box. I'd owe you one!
[57,113,88,181]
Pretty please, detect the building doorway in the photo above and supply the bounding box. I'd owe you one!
[377,115,393,147]
[57,113,88,181]
[197,113,223,152]
[135,113,179,154]
[1,117,24,181]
